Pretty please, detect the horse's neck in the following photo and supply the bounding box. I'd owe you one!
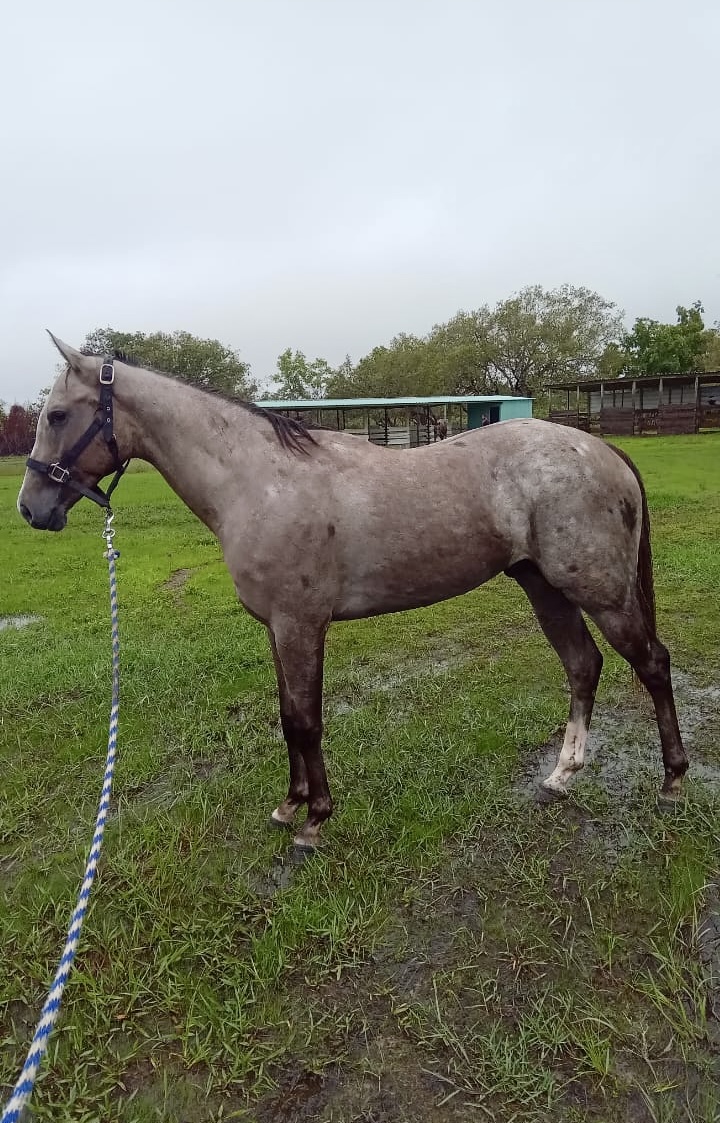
[118,366,267,535]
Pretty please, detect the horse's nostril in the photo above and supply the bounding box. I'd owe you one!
[19,503,32,523]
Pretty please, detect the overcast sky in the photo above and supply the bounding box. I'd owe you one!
[1,0,718,403]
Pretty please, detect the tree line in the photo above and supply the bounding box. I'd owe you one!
[0,402,42,456]
[3,286,719,455]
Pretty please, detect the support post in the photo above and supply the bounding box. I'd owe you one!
[695,375,700,432]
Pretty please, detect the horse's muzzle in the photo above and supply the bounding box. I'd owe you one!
[19,502,67,532]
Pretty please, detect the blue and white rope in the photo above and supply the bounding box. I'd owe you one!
[2,513,121,1123]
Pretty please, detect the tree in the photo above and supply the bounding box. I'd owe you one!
[269,349,333,400]
[81,328,256,397]
[474,285,624,397]
[596,341,627,380]
[612,302,708,377]
[700,325,720,372]
[0,404,38,456]
[426,313,493,395]
[325,286,622,402]
[327,354,355,397]
[327,334,445,399]
[326,332,475,399]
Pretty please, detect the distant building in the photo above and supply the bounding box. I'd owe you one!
[547,373,720,436]
[256,394,533,448]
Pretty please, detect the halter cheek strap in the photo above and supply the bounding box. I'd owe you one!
[26,358,130,509]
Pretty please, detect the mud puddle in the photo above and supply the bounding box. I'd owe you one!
[327,646,477,718]
[518,673,720,802]
[0,614,42,631]
[247,844,317,899]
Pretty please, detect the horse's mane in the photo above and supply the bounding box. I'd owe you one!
[80,348,318,455]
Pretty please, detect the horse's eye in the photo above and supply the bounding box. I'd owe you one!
[48,410,67,427]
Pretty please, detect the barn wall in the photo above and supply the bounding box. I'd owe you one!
[499,399,533,421]
[588,383,720,414]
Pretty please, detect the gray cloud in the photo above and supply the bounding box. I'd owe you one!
[1,0,718,402]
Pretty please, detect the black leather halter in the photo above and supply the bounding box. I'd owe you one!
[26,358,130,509]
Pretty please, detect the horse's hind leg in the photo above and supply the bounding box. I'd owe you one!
[589,604,688,798]
[507,561,603,796]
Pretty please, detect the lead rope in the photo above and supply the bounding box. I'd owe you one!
[2,512,121,1123]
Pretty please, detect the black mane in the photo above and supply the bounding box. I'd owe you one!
[100,349,318,455]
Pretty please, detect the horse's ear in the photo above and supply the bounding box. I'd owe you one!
[46,332,91,372]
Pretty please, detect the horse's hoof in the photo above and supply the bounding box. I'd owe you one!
[656,792,683,815]
[290,842,316,865]
[538,782,568,804]
[269,814,293,831]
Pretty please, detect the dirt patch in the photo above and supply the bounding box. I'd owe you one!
[698,882,720,1044]
[163,567,198,592]
[162,561,215,597]
[252,1022,485,1123]
[117,1056,249,1122]
[254,1066,337,1123]
[0,851,22,872]
[116,756,228,819]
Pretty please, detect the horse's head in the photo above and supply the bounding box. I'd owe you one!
[18,334,128,531]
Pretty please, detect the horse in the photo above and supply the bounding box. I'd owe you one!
[18,335,689,852]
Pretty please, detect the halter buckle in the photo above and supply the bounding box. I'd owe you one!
[99,362,115,386]
[48,463,71,484]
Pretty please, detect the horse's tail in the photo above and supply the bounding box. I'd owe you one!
[608,444,656,638]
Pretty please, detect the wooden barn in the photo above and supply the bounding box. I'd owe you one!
[256,394,533,448]
[548,373,720,436]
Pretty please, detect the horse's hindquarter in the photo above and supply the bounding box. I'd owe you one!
[492,420,644,607]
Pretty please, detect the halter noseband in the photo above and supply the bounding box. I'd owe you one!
[26,357,130,509]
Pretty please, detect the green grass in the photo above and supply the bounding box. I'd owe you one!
[2,435,720,1122]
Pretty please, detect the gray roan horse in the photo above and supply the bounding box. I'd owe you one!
[18,335,689,851]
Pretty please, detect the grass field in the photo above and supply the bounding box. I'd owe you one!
[2,436,720,1123]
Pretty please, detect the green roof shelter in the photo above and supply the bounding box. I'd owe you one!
[255,394,533,448]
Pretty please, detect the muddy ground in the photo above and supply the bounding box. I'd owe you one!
[4,625,719,1122]
[246,671,720,1123]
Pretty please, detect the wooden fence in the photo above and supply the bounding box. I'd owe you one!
[599,408,635,436]
[553,403,717,437]
[367,425,453,448]
[656,405,697,435]
[547,410,591,431]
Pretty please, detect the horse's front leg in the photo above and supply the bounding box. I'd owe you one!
[267,622,332,851]
[268,629,309,826]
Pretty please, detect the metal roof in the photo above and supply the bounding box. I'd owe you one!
[256,394,532,410]
[548,372,720,393]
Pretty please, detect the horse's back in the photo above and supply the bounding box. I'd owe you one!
[313,419,640,521]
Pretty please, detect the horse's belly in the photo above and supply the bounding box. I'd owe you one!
[332,546,507,621]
